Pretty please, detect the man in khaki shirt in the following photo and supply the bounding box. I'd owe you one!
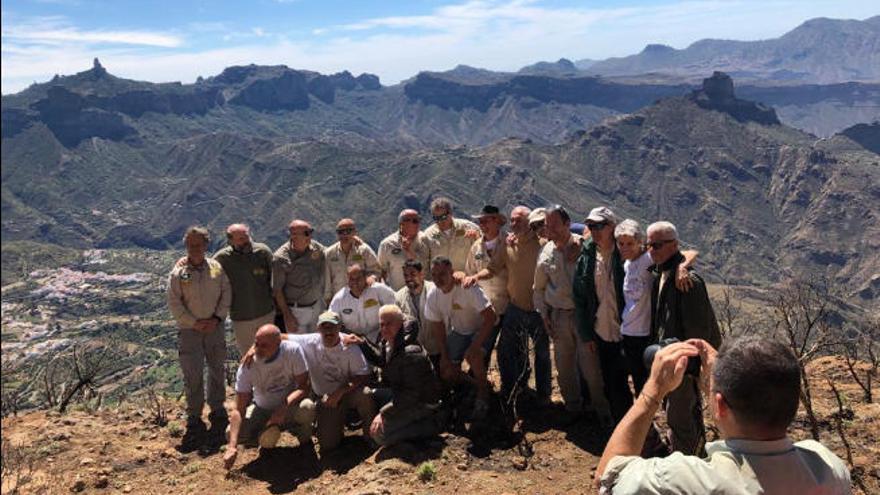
[463,205,508,366]
[597,336,850,494]
[533,206,609,421]
[273,219,326,333]
[422,197,479,273]
[323,218,381,303]
[466,205,551,403]
[167,226,232,442]
[378,209,431,291]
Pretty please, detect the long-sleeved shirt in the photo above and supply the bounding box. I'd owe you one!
[395,281,439,355]
[328,283,397,343]
[600,438,851,495]
[377,231,430,291]
[167,258,231,329]
[423,218,479,272]
[323,241,381,302]
[533,233,581,314]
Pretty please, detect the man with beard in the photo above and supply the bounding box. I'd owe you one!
[378,209,431,291]
[394,259,440,359]
[213,223,276,354]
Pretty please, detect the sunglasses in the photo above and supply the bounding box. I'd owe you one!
[530,221,545,231]
[432,213,450,222]
[336,227,355,235]
[586,222,608,231]
[646,239,674,250]
[400,217,420,224]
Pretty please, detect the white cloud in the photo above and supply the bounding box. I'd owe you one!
[2,0,877,94]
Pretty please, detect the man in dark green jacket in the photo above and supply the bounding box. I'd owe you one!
[573,207,630,425]
[213,223,276,354]
[647,221,721,456]
[367,305,442,446]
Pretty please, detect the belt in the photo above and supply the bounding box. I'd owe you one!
[288,300,317,308]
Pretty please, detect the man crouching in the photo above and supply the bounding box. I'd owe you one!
[223,324,315,470]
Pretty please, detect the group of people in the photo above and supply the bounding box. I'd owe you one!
[167,196,851,492]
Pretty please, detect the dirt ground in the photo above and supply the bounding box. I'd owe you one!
[2,356,877,495]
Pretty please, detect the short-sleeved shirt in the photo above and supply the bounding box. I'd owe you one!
[600,437,851,495]
[423,218,479,272]
[272,241,326,306]
[621,251,653,337]
[424,284,492,336]
[377,231,431,291]
[323,241,381,301]
[235,340,308,410]
[465,235,509,315]
[328,283,397,343]
[288,333,370,397]
[488,230,541,312]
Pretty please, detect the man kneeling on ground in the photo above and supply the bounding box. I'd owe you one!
[595,336,851,494]
[223,324,315,470]
[367,305,442,446]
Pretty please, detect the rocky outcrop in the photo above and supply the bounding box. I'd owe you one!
[688,72,780,125]
[228,71,311,111]
[840,121,880,155]
[31,87,136,147]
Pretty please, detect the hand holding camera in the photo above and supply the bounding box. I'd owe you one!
[642,338,701,399]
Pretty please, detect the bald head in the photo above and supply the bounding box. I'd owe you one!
[510,205,531,235]
[398,208,421,238]
[254,324,282,359]
[226,223,251,250]
[336,218,355,230]
[288,219,313,251]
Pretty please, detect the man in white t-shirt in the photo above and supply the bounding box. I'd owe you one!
[425,256,496,419]
[301,311,376,451]
[223,324,315,470]
[329,264,396,344]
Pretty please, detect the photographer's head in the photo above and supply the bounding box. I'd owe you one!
[711,336,801,439]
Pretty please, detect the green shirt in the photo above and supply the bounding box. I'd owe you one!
[213,242,275,321]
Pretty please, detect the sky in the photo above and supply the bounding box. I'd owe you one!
[1,0,876,94]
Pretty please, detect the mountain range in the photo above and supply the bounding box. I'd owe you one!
[574,16,880,84]
[3,69,879,302]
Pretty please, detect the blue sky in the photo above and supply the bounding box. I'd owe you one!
[1,0,876,94]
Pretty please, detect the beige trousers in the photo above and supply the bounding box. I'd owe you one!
[231,311,276,355]
[549,307,610,416]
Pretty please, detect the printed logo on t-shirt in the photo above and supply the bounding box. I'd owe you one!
[391,248,402,255]
[353,254,364,261]
[452,302,463,310]
[363,298,379,309]
[209,265,222,278]
[342,308,354,314]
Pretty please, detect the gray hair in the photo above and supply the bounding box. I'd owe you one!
[430,197,453,213]
[646,221,678,241]
[378,304,404,323]
[614,219,643,241]
[183,225,210,245]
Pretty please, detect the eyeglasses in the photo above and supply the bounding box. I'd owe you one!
[336,227,355,235]
[530,221,545,231]
[432,212,450,222]
[586,222,608,231]
[400,217,420,224]
[646,239,674,250]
